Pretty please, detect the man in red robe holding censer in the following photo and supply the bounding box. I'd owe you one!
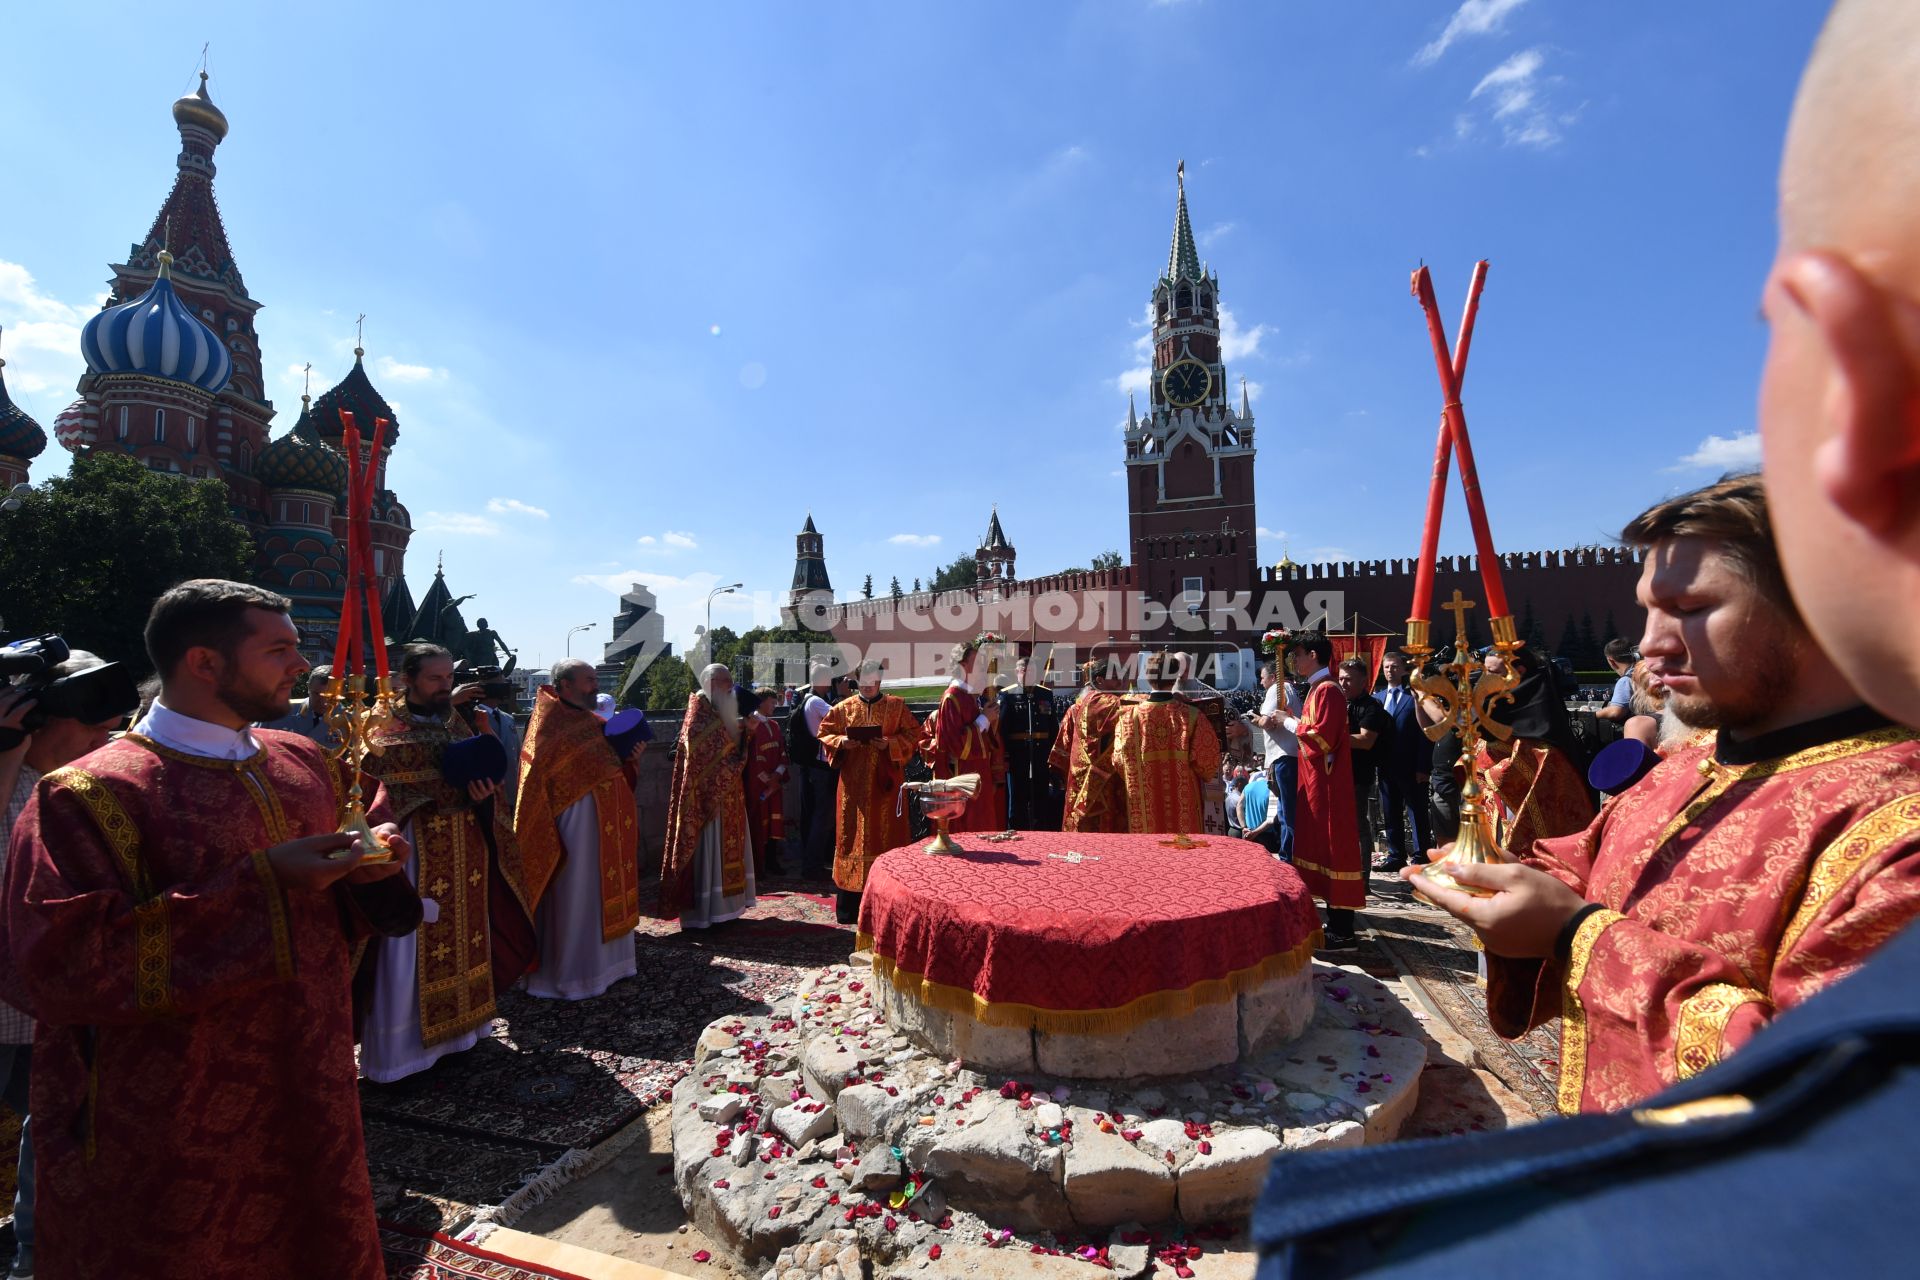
[1412,478,1920,1113]
[923,634,1007,832]
[0,580,420,1280]
[1281,631,1364,950]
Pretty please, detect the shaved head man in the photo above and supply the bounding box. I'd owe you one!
[1761,0,1920,723]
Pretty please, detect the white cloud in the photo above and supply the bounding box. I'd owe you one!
[1464,48,1572,148]
[1672,432,1762,472]
[1199,221,1236,249]
[0,260,93,401]
[1413,0,1530,67]
[632,530,699,551]
[374,355,444,383]
[888,533,942,547]
[418,511,500,536]
[486,497,549,519]
[1219,307,1269,363]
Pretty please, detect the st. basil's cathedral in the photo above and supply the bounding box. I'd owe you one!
[0,74,484,661]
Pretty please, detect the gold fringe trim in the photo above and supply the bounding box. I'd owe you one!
[854,930,1323,1036]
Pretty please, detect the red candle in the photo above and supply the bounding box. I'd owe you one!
[1412,267,1510,620]
[339,414,365,676]
[1409,262,1489,623]
[364,417,390,678]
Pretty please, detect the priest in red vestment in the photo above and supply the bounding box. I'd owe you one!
[817,660,921,923]
[1477,647,1596,854]
[1050,664,1131,833]
[1283,633,1363,949]
[1112,654,1220,836]
[0,580,419,1280]
[658,664,755,928]
[923,637,1007,832]
[358,644,538,1082]
[516,662,640,997]
[739,687,788,876]
[1413,478,1920,1113]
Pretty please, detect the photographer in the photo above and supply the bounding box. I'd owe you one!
[453,665,521,812]
[1,647,140,1280]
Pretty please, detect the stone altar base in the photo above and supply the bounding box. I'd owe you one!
[672,958,1425,1274]
[877,960,1317,1079]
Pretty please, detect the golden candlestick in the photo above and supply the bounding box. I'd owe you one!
[1404,591,1521,899]
[312,673,399,863]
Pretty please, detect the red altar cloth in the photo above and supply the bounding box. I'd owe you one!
[856,830,1321,1034]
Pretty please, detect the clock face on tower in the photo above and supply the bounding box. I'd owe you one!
[1163,358,1211,408]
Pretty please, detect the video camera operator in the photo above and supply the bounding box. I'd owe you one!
[0,640,141,1280]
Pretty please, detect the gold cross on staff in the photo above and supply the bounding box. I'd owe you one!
[1441,589,1478,644]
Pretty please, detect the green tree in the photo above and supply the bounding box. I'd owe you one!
[929,553,975,591]
[861,573,874,599]
[911,577,922,592]
[1577,612,1602,668]
[888,575,903,599]
[1090,549,1124,571]
[1555,614,1580,664]
[645,653,696,712]
[0,454,253,676]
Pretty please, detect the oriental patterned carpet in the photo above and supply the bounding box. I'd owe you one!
[381,1222,593,1280]
[365,880,852,1241]
[1358,871,1562,1117]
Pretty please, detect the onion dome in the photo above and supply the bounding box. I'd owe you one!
[0,340,47,462]
[172,71,229,143]
[81,249,233,394]
[258,395,347,494]
[53,399,92,452]
[310,347,399,446]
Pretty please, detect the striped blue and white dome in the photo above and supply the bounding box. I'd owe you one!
[80,251,232,394]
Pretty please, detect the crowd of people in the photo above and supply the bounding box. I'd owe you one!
[0,2,1916,1276]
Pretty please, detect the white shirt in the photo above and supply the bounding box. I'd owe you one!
[1258,684,1296,763]
[1282,668,1331,738]
[133,701,261,760]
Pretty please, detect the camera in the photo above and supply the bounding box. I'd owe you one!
[0,633,143,753]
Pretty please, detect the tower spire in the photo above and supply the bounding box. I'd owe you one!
[1240,376,1251,418]
[1127,390,1138,432]
[1166,159,1202,282]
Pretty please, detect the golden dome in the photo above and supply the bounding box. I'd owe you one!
[173,72,229,142]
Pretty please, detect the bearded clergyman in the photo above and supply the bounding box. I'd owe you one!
[515,659,641,1000]
[659,664,756,929]
[816,660,920,924]
[358,643,538,1081]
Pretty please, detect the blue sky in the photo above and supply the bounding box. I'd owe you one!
[0,1,1826,665]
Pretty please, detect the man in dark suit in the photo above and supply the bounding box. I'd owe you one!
[1371,650,1429,872]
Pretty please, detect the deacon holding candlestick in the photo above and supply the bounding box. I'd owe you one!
[0,580,420,1278]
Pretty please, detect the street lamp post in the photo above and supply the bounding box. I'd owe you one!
[705,582,745,645]
[567,622,596,657]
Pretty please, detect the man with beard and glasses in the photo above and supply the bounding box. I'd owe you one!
[658,664,756,929]
[1407,475,1920,1114]
[356,644,538,1082]
[816,660,920,924]
[515,659,640,998]
[0,579,419,1279]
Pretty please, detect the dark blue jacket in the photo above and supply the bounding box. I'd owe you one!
[1254,917,1920,1278]
[1373,686,1424,782]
